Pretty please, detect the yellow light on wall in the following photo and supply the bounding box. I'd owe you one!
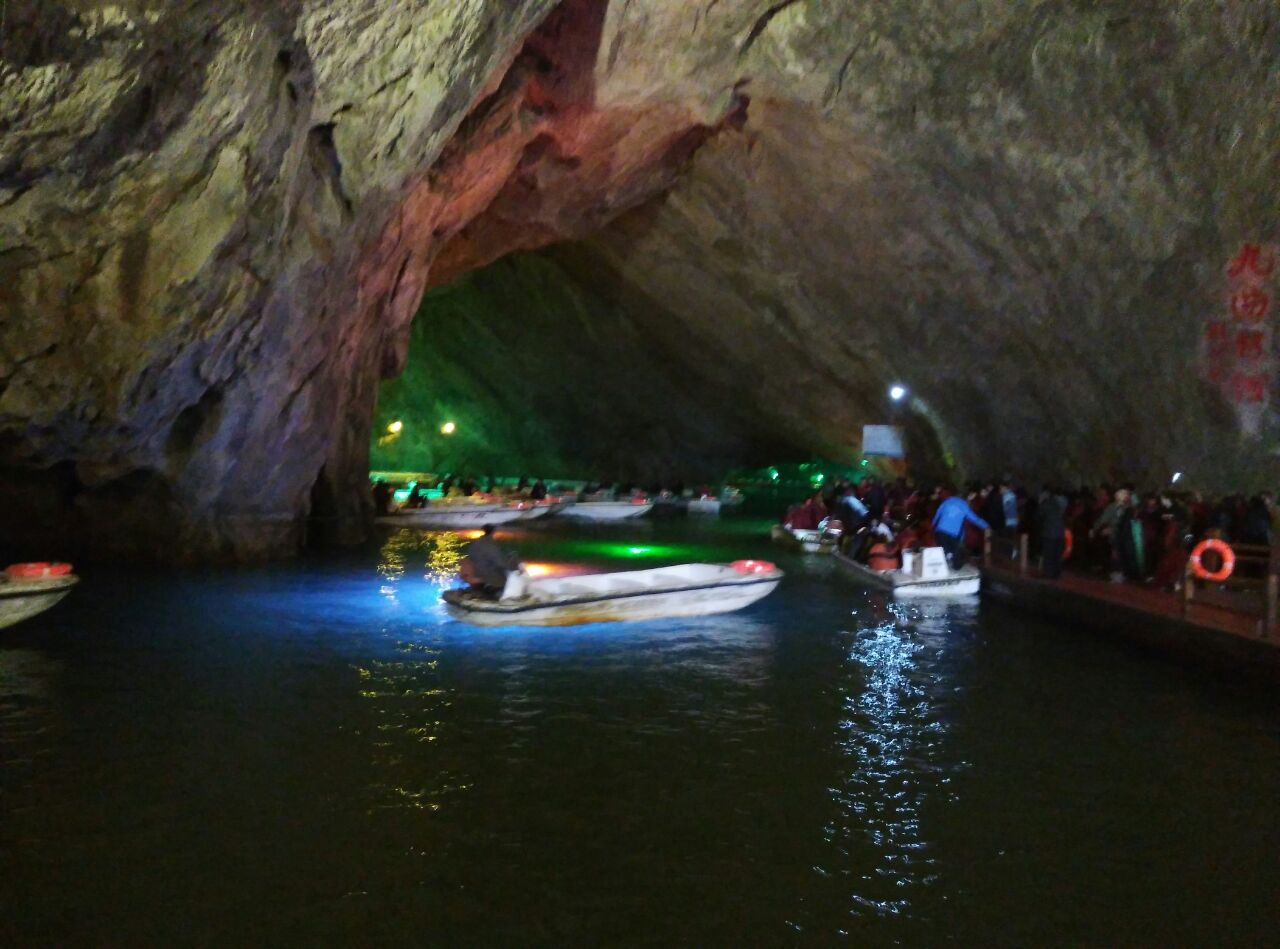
[387,420,403,434]
[440,421,456,435]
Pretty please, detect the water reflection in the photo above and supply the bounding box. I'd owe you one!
[0,649,59,771]
[829,599,974,919]
[377,529,471,598]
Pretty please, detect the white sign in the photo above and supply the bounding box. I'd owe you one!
[862,425,905,458]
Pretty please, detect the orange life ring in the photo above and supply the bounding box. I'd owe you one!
[731,559,776,575]
[1062,529,1073,561]
[1189,539,1234,582]
[5,562,73,580]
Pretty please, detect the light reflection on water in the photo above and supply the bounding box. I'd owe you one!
[826,600,976,923]
[377,528,468,596]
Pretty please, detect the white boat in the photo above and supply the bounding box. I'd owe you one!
[834,548,980,598]
[770,523,835,555]
[377,503,551,529]
[686,497,721,516]
[558,501,653,521]
[1,566,78,630]
[443,561,783,626]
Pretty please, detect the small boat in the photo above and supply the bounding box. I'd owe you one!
[770,523,835,555]
[377,502,551,530]
[1,563,78,630]
[443,560,783,626]
[558,501,653,521]
[834,547,980,598]
[686,497,721,516]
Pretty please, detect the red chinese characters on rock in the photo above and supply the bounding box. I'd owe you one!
[1227,243,1277,281]
[1230,285,1271,323]
[1205,241,1278,409]
[1233,374,1267,403]
[1236,328,1266,360]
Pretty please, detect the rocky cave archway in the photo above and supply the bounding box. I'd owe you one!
[1,0,1277,561]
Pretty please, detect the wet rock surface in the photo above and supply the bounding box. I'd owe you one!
[1,1,1277,559]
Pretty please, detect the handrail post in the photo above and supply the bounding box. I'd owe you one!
[983,531,992,565]
[1183,560,1195,618]
[1019,534,1029,576]
[1266,573,1278,640]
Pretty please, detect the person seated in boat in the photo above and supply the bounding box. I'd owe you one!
[866,538,901,572]
[371,479,393,516]
[784,492,827,531]
[408,482,430,508]
[458,525,520,598]
[530,479,548,501]
[931,487,991,569]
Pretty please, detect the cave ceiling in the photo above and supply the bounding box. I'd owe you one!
[0,0,1277,558]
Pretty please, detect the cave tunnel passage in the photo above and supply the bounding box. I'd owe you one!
[367,244,954,493]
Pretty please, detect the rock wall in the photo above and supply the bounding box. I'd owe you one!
[2,0,1278,560]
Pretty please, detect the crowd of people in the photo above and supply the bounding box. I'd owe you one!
[783,476,1280,589]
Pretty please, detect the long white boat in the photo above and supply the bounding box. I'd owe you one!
[834,548,980,598]
[770,523,835,555]
[443,560,783,626]
[1,565,78,630]
[558,501,653,521]
[377,503,552,530]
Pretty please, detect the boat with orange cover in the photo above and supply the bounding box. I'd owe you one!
[443,560,782,626]
[1,562,78,630]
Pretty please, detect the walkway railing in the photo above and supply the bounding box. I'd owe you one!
[982,532,1279,641]
[1183,542,1278,639]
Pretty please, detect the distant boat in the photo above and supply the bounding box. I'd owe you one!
[443,561,783,626]
[377,502,553,529]
[1,563,78,630]
[835,548,980,598]
[558,501,653,521]
[770,523,835,555]
[686,497,721,516]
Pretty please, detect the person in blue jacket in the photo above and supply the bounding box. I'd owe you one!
[932,488,991,568]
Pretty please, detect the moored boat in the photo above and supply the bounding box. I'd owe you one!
[377,502,552,529]
[1,563,79,630]
[443,560,783,626]
[834,547,980,598]
[770,523,836,555]
[558,500,653,521]
[686,497,721,516]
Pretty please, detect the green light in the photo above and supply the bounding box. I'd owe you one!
[628,546,650,555]
[860,459,869,467]
[813,473,824,482]
[769,468,780,481]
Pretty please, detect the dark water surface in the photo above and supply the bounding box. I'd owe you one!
[3,518,1278,946]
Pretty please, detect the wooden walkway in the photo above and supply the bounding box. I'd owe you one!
[981,562,1280,684]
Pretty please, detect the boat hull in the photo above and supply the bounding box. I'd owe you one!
[834,551,980,597]
[0,576,78,630]
[377,505,548,529]
[686,499,721,516]
[770,524,833,555]
[558,502,653,521]
[444,563,781,626]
